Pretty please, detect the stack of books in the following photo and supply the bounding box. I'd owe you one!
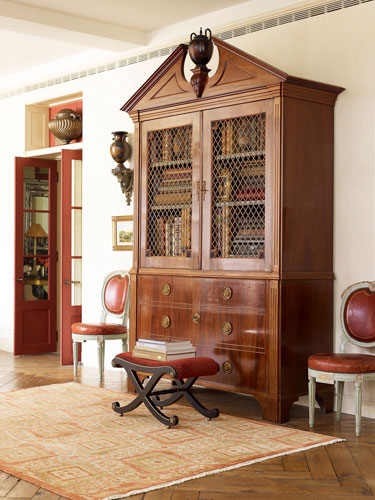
[132,339,196,361]
[154,168,192,206]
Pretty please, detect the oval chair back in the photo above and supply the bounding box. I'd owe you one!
[100,270,130,328]
[340,281,375,351]
[308,280,375,436]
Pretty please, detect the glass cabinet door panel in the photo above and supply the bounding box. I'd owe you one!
[23,167,49,210]
[140,113,201,269]
[147,125,192,257]
[23,212,49,255]
[71,159,82,206]
[202,101,273,272]
[71,208,82,257]
[23,256,49,301]
[71,259,82,306]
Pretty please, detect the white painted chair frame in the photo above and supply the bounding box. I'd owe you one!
[308,281,375,436]
[72,270,130,382]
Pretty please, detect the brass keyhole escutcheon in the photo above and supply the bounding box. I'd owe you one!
[192,313,201,323]
[222,321,233,335]
[222,360,233,374]
[222,286,232,300]
[161,315,171,328]
[162,283,171,296]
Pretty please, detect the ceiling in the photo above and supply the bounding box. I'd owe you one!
[0,0,249,80]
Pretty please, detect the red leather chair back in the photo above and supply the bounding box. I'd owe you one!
[103,274,129,315]
[344,287,375,344]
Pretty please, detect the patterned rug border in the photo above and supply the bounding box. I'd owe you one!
[0,383,345,500]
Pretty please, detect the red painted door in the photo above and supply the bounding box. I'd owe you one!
[60,149,82,365]
[14,157,57,355]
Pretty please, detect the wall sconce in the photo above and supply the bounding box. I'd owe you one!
[110,131,133,205]
[188,28,213,98]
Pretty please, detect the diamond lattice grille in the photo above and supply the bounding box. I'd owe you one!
[146,125,192,257]
[211,113,266,259]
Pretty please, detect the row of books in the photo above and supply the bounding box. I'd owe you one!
[218,118,266,156]
[132,338,196,361]
[152,208,191,256]
[153,168,192,206]
[149,129,192,164]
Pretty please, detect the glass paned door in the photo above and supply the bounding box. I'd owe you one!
[14,157,57,355]
[140,113,201,269]
[202,101,274,272]
[60,150,82,365]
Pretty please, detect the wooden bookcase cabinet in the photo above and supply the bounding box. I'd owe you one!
[123,37,344,423]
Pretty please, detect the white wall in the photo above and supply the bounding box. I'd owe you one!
[0,1,374,417]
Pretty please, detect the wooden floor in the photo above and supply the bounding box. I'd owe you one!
[0,351,374,499]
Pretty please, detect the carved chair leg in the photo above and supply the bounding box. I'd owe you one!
[73,341,79,377]
[97,340,104,382]
[308,375,316,428]
[122,338,127,353]
[354,381,362,437]
[336,380,344,421]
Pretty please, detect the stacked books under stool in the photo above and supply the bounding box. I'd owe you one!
[132,338,196,361]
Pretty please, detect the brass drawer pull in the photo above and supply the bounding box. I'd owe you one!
[192,313,201,323]
[161,315,171,328]
[222,360,233,374]
[162,283,171,296]
[222,286,232,300]
[222,321,232,335]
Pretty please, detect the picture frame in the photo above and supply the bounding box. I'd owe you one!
[112,215,133,251]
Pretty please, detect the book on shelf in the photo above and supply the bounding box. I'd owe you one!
[132,348,196,361]
[221,205,230,258]
[154,192,191,205]
[236,227,264,237]
[157,184,191,194]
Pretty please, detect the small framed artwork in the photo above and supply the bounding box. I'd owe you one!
[112,215,133,251]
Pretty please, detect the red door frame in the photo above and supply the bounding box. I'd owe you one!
[60,149,82,365]
[14,157,57,355]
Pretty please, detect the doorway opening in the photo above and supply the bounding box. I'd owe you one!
[14,149,83,365]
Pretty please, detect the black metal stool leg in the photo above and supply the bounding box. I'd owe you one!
[112,364,179,427]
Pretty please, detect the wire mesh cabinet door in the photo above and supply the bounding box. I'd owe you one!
[140,112,201,269]
[202,101,275,272]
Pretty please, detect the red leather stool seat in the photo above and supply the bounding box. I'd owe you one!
[72,323,127,335]
[115,352,219,379]
[308,353,375,374]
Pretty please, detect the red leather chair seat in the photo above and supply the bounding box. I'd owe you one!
[72,323,127,335]
[115,352,219,379]
[308,353,375,374]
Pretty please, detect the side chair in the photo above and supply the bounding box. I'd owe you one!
[71,270,130,382]
[308,281,375,436]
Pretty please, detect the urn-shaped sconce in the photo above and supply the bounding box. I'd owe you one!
[110,131,133,205]
[188,28,213,98]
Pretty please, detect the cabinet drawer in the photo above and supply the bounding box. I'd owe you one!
[137,303,265,352]
[138,275,266,315]
[197,345,266,391]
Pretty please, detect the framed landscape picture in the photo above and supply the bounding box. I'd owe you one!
[112,215,133,251]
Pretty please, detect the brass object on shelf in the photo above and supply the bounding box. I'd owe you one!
[162,283,171,296]
[222,321,233,335]
[222,286,232,300]
[222,360,233,374]
[192,312,201,323]
[161,315,171,328]
[48,108,82,144]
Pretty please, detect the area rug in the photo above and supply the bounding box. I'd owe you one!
[0,383,342,500]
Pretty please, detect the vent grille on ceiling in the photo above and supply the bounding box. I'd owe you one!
[0,0,372,101]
